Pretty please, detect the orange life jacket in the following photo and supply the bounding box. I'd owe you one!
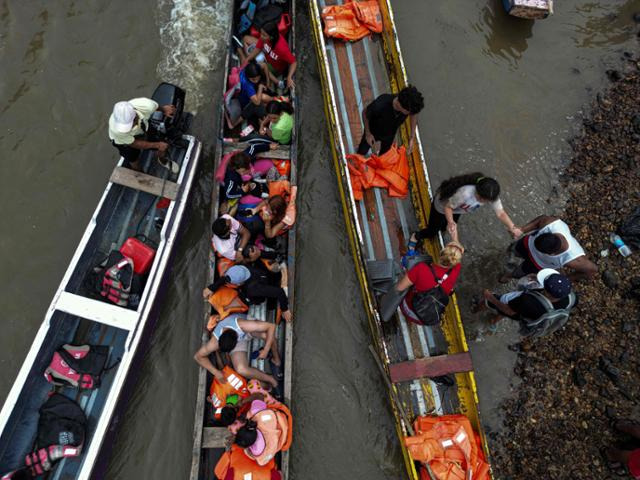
[404,414,491,480]
[272,159,290,179]
[245,403,293,466]
[347,145,409,200]
[207,285,249,331]
[351,1,382,33]
[209,366,250,419]
[216,256,235,276]
[214,444,280,480]
[322,3,373,42]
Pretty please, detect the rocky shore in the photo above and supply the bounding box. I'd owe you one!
[491,55,640,478]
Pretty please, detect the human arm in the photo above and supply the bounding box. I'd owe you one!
[407,114,418,153]
[286,61,297,89]
[237,392,265,407]
[263,213,286,238]
[495,209,523,239]
[233,224,251,262]
[395,273,414,292]
[237,320,276,359]
[193,336,225,381]
[130,138,169,153]
[563,256,598,281]
[443,205,459,241]
[519,215,556,235]
[159,104,176,117]
[361,104,375,147]
[482,289,517,316]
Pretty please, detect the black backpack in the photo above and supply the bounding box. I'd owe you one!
[411,264,452,326]
[36,394,86,450]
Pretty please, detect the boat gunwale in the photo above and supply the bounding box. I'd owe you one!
[0,134,202,479]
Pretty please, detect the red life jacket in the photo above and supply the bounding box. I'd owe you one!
[44,344,111,389]
[24,445,82,477]
[100,253,134,307]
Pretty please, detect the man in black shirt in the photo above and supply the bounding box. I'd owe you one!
[358,85,424,156]
[477,268,577,330]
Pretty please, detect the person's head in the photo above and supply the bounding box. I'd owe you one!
[397,85,424,115]
[268,195,287,223]
[439,241,465,267]
[230,152,251,175]
[437,172,500,202]
[218,406,238,426]
[534,233,563,254]
[260,21,280,44]
[245,61,262,83]
[235,420,266,457]
[112,101,136,133]
[265,100,295,123]
[242,243,261,262]
[212,217,232,239]
[475,176,500,202]
[537,268,572,299]
[218,329,239,352]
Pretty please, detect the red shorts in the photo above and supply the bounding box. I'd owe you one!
[628,448,640,478]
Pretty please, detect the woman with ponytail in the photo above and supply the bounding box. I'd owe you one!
[259,100,294,145]
[413,173,522,243]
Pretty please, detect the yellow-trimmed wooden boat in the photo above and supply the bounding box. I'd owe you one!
[309,1,492,478]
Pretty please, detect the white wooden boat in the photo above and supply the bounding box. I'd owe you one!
[0,83,202,479]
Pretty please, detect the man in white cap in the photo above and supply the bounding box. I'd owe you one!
[475,268,577,336]
[108,97,177,172]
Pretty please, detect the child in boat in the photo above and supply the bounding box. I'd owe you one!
[228,62,275,129]
[359,85,424,155]
[223,142,279,202]
[259,100,294,145]
[245,21,296,91]
[412,173,522,245]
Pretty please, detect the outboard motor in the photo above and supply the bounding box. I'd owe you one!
[147,82,192,144]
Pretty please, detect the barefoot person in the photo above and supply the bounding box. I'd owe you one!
[194,313,281,389]
[412,173,522,245]
[500,215,597,282]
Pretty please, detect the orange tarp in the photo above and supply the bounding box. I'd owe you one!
[322,1,382,42]
[346,145,409,201]
[405,414,491,480]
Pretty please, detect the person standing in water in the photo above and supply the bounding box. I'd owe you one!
[412,173,522,245]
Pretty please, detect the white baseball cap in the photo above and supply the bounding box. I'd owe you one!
[112,101,136,133]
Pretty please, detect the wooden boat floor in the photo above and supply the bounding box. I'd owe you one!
[321,0,462,418]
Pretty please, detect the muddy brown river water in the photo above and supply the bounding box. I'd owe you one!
[1,1,639,479]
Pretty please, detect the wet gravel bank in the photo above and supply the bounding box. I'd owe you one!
[491,52,640,478]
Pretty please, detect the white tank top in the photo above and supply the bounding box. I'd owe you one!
[528,219,585,269]
[213,314,249,343]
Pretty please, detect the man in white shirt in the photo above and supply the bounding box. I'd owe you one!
[108,98,177,172]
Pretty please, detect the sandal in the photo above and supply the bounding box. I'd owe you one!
[268,357,283,381]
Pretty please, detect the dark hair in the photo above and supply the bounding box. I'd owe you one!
[261,21,280,43]
[230,152,251,171]
[218,330,239,352]
[437,172,500,202]
[235,420,258,447]
[397,85,424,114]
[212,217,230,238]
[534,233,562,254]
[242,243,257,259]
[266,100,294,116]
[268,195,287,224]
[245,61,262,80]
[219,406,238,426]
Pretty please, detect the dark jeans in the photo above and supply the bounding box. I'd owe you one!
[415,208,461,241]
[357,132,394,156]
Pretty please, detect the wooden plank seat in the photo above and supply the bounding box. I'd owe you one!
[222,142,290,160]
[110,166,179,200]
[389,352,473,383]
[202,427,229,449]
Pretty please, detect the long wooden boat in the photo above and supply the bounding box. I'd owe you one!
[309,1,492,478]
[189,1,296,478]
[0,83,202,479]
